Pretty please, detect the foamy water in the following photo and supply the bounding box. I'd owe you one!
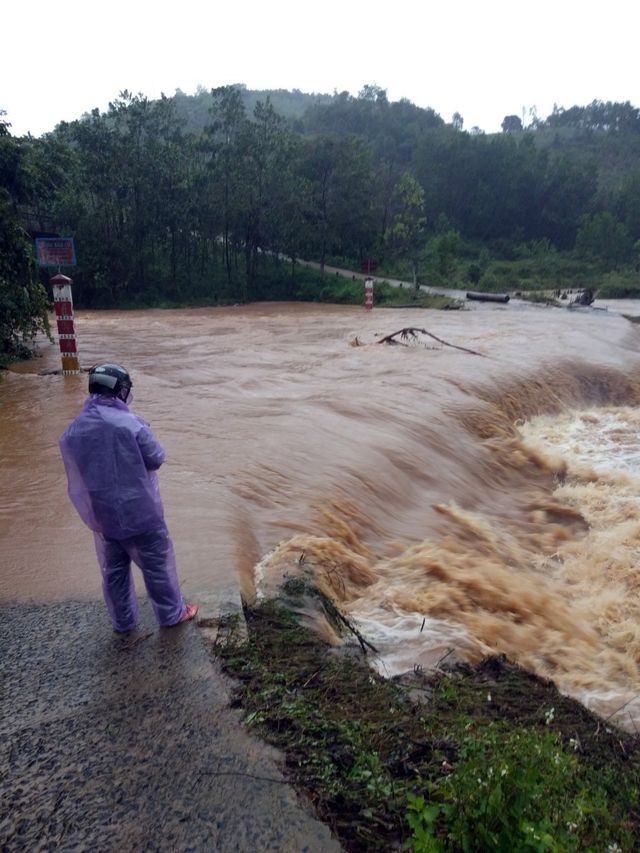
[521,407,640,474]
[518,409,640,724]
[256,402,640,730]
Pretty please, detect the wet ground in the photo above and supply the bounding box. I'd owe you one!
[0,600,339,851]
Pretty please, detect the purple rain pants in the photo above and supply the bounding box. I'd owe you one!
[94,524,185,632]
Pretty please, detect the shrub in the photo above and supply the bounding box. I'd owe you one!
[597,271,640,298]
[467,263,482,284]
[406,726,628,852]
[477,272,502,292]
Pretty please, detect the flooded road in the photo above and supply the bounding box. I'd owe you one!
[3,300,640,725]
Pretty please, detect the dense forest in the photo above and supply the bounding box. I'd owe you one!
[2,85,640,362]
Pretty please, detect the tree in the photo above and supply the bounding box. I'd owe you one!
[433,229,460,278]
[615,169,640,241]
[545,100,640,133]
[540,156,597,248]
[575,212,633,267]
[206,85,248,293]
[205,88,301,299]
[384,171,426,289]
[54,92,199,304]
[236,97,296,295]
[501,115,523,133]
[358,84,388,105]
[0,112,51,362]
[298,134,375,273]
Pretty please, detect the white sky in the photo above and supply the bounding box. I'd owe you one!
[3,0,639,137]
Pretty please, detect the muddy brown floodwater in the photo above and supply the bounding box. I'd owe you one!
[3,300,640,727]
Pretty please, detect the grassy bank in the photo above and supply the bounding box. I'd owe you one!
[327,249,640,301]
[66,264,461,311]
[214,601,640,852]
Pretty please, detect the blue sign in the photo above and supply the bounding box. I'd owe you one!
[35,237,77,267]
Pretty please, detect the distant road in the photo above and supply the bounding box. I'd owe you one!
[295,257,469,300]
[294,258,636,316]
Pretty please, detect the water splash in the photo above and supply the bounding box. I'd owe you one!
[256,373,640,730]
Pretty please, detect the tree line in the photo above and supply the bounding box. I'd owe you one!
[2,86,640,361]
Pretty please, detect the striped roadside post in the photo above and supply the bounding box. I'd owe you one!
[364,277,374,311]
[50,273,81,375]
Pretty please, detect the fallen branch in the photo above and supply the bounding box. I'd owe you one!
[602,694,639,724]
[377,327,485,357]
[435,648,456,669]
[321,594,378,656]
[280,575,378,655]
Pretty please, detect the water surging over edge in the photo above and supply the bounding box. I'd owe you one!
[252,363,640,729]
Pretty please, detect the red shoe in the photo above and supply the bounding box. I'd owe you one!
[178,603,199,623]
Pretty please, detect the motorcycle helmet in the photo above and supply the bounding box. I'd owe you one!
[88,363,132,403]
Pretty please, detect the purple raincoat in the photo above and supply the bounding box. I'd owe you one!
[60,395,166,540]
[60,395,186,630]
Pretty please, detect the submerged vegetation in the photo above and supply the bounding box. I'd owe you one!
[3,87,640,358]
[215,601,640,852]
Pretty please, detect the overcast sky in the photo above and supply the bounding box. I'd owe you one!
[3,0,638,137]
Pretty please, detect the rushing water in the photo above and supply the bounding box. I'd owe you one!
[2,301,640,727]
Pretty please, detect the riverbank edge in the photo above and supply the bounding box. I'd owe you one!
[209,597,640,852]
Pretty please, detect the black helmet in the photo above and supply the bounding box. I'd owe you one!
[88,363,132,402]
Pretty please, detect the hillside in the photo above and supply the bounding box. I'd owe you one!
[172,84,335,133]
[168,86,640,192]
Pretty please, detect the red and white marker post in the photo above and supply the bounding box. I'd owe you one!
[50,273,81,374]
[364,277,374,311]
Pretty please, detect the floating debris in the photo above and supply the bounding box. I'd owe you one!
[377,327,485,356]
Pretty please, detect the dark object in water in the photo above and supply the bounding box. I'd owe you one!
[569,288,595,307]
[377,327,485,356]
[466,292,510,303]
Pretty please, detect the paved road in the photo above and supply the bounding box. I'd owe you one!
[297,257,469,300]
[297,258,629,315]
[1,600,340,852]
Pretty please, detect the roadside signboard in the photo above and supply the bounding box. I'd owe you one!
[35,237,77,267]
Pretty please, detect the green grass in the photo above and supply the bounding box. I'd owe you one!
[79,264,463,311]
[596,271,640,299]
[515,292,562,306]
[213,600,640,853]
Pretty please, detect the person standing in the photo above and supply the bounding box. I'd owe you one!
[59,363,198,632]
